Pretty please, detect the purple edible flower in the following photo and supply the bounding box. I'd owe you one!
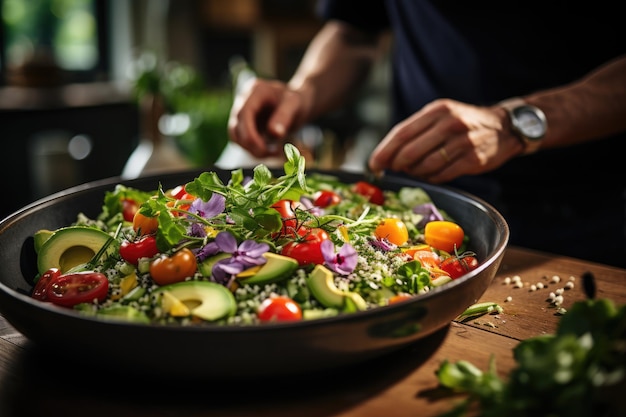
[189,193,226,219]
[321,239,357,275]
[413,203,444,228]
[211,231,269,284]
[299,196,324,217]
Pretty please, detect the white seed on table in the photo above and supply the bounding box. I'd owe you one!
[554,295,564,306]
[565,281,574,289]
[555,288,564,295]
[536,282,544,289]
[505,296,512,302]
[551,275,561,283]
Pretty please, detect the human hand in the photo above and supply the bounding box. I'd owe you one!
[228,78,306,158]
[368,99,524,183]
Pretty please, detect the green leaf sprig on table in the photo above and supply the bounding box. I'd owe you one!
[436,297,626,417]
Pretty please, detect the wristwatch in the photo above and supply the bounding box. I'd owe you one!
[499,98,547,154]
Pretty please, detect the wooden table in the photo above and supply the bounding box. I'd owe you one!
[1,246,624,417]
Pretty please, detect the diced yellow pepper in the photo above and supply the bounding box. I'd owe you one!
[110,272,138,300]
[160,290,191,317]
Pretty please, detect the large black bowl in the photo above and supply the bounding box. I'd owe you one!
[0,169,508,379]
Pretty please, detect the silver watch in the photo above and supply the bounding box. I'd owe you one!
[499,98,547,154]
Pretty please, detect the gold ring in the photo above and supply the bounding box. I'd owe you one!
[439,147,451,162]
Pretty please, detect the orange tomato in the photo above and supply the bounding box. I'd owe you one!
[132,211,158,236]
[412,250,441,269]
[388,293,413,304]
[424,221,464,253]
[375,218,409,246]
[149,248,198,285]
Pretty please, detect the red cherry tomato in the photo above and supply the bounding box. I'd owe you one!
[149,248,198,285]
[352,181,384,205]
[424,220,465,253]
[170,184,188,199]
[46,271,109,307]
[313,190,341,208]
[121,198,139,222]
[439,254,479,279]
[271,199,300,235]
[32,267,61,301]
[257,296,302,322]
[119,235,160,265]
[281,227,330,266]
[375,218,409,246]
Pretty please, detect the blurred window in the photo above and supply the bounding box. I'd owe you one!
[0,0,108,86]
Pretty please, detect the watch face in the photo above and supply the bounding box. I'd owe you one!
[513,106,546,139]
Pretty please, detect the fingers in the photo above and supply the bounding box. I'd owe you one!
[228,80,303,158]
[368,99,502,183]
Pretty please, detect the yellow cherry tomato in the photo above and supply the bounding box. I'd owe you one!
[375,218,409,246]
[424,221,464,253]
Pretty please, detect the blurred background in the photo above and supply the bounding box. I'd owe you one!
[0,0,390,220]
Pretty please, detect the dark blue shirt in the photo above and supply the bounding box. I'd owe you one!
[317,0,626,265]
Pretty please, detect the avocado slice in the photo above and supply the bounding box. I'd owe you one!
[95,305,150,324]
[153,281,237,321]
[307,265,367,312]
[198,252,231,277]
[37,226,116,274]
[33,229,54,254]
[237,252,299,285]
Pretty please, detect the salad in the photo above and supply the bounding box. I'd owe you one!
[30,144,480,325]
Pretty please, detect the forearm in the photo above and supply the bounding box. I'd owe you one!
[288,20,386,123]
[523,55,626,148]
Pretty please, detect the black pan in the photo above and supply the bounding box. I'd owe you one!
[0,169,509,379]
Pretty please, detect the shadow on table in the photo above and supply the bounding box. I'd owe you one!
[0,325,450,417]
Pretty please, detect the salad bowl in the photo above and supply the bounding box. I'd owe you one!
[0,167,508,379]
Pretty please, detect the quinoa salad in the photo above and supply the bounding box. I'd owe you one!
[30,144,480,326]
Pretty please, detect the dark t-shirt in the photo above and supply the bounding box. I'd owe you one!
[317,0,626,266]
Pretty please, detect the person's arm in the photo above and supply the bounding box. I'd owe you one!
[287,20,385,123]
[368,55,626,183]
[512,54,626,149]
[228,20,386,157]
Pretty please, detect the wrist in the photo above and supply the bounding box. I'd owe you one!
[498,98,548,155]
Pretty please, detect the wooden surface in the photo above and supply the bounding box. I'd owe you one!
[1,246,624,417]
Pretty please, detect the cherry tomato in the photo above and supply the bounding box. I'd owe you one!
[257,296,302,322]
[149,248,198,285]
[424,220,465,253]
[170,184,188,199]
[281,227,330,266]
[439,254,479,279]
[46,271,109,307]
[412,250,441,270]
[32,267,61,301]
[121,198,139,222]
[271,199,300,235]
[133,211,159,236]
[352,181,384,205]
[167,192,195,216]
[119,235,160,265]
[375,218,409,246]
[313,190,341,208]
[388,293,413,305]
